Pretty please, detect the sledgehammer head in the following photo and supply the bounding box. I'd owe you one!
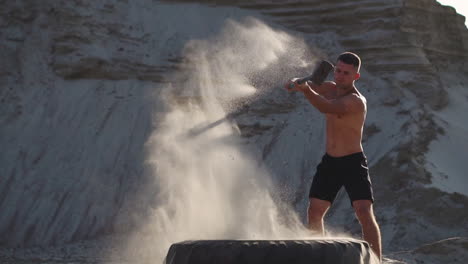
[290,60,334,88]
[307,60,334,85]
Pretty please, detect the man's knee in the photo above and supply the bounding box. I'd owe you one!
[308,207,323,221]
[352,200,375,223]
[308,198,330,219]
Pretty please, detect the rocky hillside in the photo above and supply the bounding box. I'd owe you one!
[0,0,168,246]
[1,0,467,263]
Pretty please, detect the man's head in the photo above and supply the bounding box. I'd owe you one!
[334,52,361,88]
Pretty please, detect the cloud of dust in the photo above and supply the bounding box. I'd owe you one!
[123,18,319,263]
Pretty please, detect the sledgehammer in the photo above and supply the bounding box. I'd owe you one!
[288,60,334,88]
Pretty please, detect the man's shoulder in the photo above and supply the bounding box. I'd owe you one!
[347,90,366,104]
[343,92,362,102]
[341,92,366,113]
[356,91,367,106]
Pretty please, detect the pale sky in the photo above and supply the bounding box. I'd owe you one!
[437,1,468,28]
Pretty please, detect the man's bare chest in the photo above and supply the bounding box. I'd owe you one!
[323,91,347,119]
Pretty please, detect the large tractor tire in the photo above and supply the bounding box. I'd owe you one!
[165,238,377,264]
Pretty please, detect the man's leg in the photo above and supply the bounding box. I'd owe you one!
[307,198,331,235]
[352,200,382,261]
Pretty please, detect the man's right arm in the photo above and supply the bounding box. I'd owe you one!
[306,81,334,96]
[302,87,364,115]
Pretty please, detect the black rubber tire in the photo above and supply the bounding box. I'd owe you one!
[165,238,375,264]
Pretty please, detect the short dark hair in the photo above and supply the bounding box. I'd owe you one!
[337,52,361,72]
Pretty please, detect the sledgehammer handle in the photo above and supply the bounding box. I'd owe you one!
[289,60,334,88]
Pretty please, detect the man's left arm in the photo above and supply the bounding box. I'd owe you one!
[300,84,363,114]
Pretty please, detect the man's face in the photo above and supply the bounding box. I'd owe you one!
[333,61,360,87]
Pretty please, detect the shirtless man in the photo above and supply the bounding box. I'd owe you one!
[286,52,382,261]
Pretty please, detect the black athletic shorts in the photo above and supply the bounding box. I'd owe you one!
[309,152,374,204]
